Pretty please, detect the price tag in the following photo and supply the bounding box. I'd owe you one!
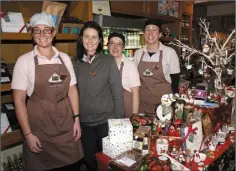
[188,132,194,143]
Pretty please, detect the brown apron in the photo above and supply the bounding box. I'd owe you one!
[138,50,172,115]
[120,61,133,118]
[23,56,82,171]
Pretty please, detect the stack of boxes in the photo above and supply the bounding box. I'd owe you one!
[102,119,133,158]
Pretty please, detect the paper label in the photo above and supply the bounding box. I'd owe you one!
[1,77,10,82]
[188,132,194,142]
[116,156,136,167]
[5,103,14,110]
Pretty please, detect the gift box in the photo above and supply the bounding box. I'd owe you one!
[2,103,20,131]
[1,113,12,134]
[108,150,143,171]
[132,126,151,155]
[180,121,203,154]
[138,154,173,171]
[102,136,133,159]
[131,114,153,130]
[108,118,133,143]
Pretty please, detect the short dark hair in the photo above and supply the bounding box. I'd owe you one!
[144,19,163,32]
[77,21,104,61]
[108,32,126,45]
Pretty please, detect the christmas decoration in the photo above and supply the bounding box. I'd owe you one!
[170,18,235,95]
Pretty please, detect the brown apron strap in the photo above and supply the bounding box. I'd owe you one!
[139,51,145,64]
[120,61,124,79]
[58,55,65,65]
[34,56,39,65]
[34,55,64,65]
[159,50,163,62]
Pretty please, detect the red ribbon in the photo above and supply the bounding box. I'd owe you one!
[19,24,26,33]
[1,11,7,19]
[3,125,11,134]
[183,123,198,142]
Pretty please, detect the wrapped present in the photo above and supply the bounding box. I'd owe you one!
[180,121,204,154]
[102,136,132,159]
[1,113,12,134]
[108,118,133,143]
[131,114,153,130]
[108,150,143,171]
[159,136,182,149]
[132,126,151,155]
[138,154,172,171]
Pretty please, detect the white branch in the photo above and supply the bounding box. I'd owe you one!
[202,60,219,77]
[170,39,215,65]
[222,29,236,50]
[226,52,236,62]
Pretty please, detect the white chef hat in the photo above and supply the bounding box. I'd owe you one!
[29,12,55,28]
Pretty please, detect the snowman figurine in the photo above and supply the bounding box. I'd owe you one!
[156,94,176,126]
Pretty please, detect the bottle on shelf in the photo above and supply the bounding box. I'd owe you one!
[102,27,142,50]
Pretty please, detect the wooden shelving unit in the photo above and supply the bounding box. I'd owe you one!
[1,33,78,41]
[1,130,23,150]
[1,83,11,92]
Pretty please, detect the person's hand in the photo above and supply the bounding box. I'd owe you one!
[130,113,137,123]
[25,133,43,153]
[73,118,81,142]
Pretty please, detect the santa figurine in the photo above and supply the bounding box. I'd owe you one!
[156,94,176,126]
[193,150,201,163]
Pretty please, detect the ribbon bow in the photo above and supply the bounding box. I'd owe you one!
[1,11,7,19]
[183,123,198,142]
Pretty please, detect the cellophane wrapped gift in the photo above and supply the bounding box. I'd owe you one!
[132,126,151,155]
[131,114,154,130]
[102,136,133,159]
[108,150,144,171]
[180,121,203,154]
[108,118,133,143]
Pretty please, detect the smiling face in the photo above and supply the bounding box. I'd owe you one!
[108,37,124,59]
[144,24,161,45]
[82,28,100,56]
[32,25,56,48]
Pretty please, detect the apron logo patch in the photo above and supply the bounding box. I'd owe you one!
[143,69,153,77]
[48,73,62,83]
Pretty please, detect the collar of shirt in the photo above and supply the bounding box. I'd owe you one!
[142,42,164,55]
[34,45,59,59]
[117,54,126,69]
[82,54,96,64]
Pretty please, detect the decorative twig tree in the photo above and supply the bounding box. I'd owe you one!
[170,18,235,94]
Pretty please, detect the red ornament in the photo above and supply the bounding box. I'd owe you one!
[168,126,176,136]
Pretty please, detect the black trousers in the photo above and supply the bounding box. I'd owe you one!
[47,161,80,171]
[80,122,108,171]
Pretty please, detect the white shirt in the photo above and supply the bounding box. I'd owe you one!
[133,42,180,83]
[117,55,141,92]
[11,46,77,96]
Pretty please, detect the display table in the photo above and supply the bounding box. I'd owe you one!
[96,134,235,171]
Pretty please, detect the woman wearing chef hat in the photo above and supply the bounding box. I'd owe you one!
[11,12,82,170]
